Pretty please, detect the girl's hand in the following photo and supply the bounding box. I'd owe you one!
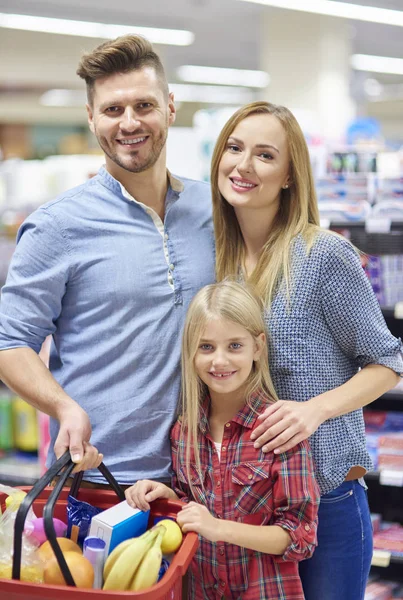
[125,480,175,511]
[250,399,323,454]
[176,502,221,542]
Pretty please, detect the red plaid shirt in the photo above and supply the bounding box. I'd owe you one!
[171,393,320,600]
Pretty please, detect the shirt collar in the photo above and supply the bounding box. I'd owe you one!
[98,166,184,201]
[198,391,270,435]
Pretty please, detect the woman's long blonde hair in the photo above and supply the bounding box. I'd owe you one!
[211,101,321,305]
[180,280,278,496]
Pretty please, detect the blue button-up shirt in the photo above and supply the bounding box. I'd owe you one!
[0,167,215,484]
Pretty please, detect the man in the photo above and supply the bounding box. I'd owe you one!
[0,35,215,485]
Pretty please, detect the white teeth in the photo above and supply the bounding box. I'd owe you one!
[120,137,146,145]
[232,180,255,188]
[210,372,234,377]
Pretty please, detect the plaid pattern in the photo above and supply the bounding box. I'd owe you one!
[171,393,320,599]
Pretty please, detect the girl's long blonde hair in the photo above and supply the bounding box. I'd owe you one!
[180,280,278,496]
[211,101,321,306]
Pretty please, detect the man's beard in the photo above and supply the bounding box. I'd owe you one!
[96,127,168,174]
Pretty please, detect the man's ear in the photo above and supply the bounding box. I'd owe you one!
[86,104,95,134]
[253,332,266,361]
[168,92,176,127]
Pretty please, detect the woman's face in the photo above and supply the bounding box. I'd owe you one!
[218,113,290,218]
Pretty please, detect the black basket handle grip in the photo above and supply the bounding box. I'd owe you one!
[12,451,125,585]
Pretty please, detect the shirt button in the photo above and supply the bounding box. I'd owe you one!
[216,480,221,486]
[219,580,225,587]
[225,423,231,428]
[304,524,310,531]
[248,474,253,480]
[219,548,224,555]
[169,263,175,270]
[217,514,222,519]
[222,446,226,451]
[164,233,169,240]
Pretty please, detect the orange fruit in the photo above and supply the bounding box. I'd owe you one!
[43,551,94,588]
[38,538,81,564]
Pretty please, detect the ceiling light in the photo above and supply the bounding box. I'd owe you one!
[177,65,270,88]
[40,89,86,106]
[236,0,403,27]
[351,54,403,75]
[169,84,256,104]
[0,13,194,45]
[40,85,256,107]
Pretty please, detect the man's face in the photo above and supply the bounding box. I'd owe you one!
[86,67,175,176]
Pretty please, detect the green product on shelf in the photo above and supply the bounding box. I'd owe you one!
[0,394,13,450]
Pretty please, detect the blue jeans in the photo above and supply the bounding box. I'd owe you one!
[299,480,373,600]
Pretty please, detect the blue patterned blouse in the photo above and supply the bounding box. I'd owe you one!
[265,231,403,495]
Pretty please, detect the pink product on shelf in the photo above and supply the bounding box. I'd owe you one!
[379,433,403,451]
[365,581,397,600]
[37,411,50,476]
[371,513,382,533]
[373,524,403,555]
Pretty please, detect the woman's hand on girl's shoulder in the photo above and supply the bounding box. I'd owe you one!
[250,399,324,454]
[125,480,177,511]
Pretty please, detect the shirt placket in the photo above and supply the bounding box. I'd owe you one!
[211,421,232,599]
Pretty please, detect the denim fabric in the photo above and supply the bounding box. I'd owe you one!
[299,480,373,600]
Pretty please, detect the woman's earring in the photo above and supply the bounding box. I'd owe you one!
[282,183,289,189]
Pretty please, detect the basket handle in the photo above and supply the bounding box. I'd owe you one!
[12,451,125,585]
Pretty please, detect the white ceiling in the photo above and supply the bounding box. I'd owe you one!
[0,0,402,129]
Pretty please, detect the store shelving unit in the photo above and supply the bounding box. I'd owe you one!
[331,220,403,587]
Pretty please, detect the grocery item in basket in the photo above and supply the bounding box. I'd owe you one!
[83,536,106,589]
[103,525,163,591]
[0,485,43,582]
[66,494,102,548]
[37,537,81,563]
[131,524,165,591]
[89,499,149,554]
[157,518,183,554]
[43,550,94,588]
[25,517,67,545]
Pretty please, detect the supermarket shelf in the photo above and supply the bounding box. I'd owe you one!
[372,550,403,568]
[366,470,403,488]
[0,455,41,486]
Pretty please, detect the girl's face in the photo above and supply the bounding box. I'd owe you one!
[194,317,265,402]
[218,113,290,218]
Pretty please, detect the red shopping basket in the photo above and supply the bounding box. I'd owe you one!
[0,451,198,600]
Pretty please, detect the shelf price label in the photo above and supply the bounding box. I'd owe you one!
[394,302,403,320]
[379,469,403,487]
[364,217,391,234]
[371,550,391,568]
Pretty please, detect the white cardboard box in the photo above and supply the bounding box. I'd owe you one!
[89,501,149,554]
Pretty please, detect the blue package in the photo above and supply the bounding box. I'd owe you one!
[66,495,103,548]
[157,558,170,582]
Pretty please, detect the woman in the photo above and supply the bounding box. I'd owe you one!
[210,101,403,600]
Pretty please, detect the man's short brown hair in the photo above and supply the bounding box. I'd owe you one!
[76,34,169,105]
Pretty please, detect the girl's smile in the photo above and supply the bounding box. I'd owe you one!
[195,317,264,405]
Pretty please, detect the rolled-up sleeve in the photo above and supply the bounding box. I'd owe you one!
[320,237,403,376]
[271,440,320,562]
[0,208,70,354]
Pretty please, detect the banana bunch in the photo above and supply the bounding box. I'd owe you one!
[103,525,166,591]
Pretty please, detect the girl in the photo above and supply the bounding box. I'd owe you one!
[210,101,403,600]
[126,280,320,600]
